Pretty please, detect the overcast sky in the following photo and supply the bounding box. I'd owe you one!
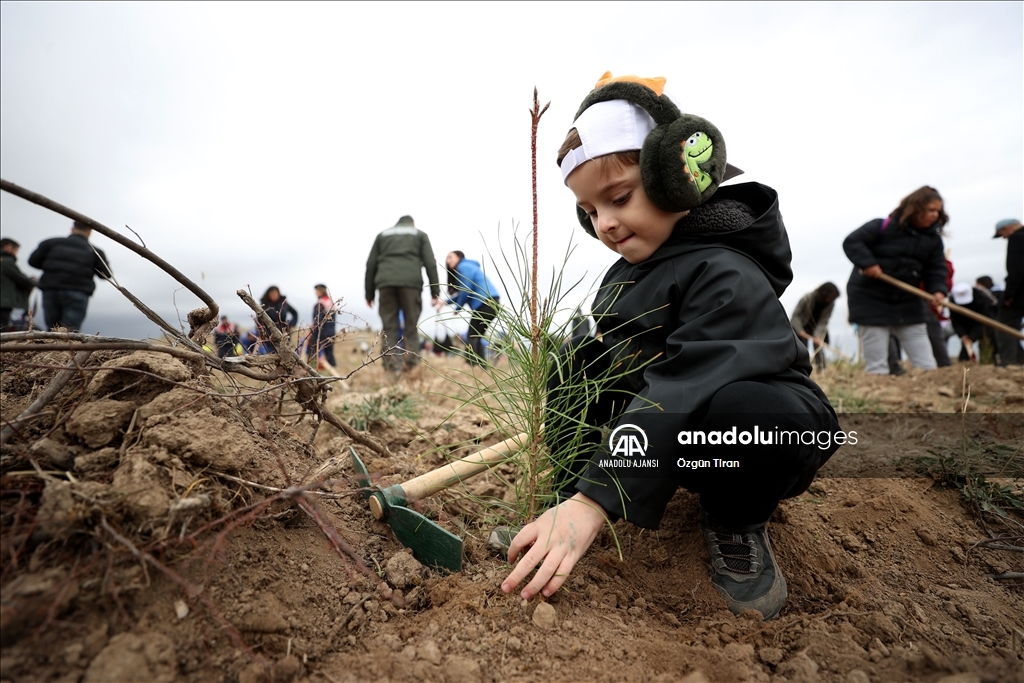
[2,2,1021,352]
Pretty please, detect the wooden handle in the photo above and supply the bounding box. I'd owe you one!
[875,273,1024,341]
[399,432,530,502]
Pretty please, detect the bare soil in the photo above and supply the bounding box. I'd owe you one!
[1,338,1022,683]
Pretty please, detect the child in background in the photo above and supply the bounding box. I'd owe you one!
[500,73,841,620]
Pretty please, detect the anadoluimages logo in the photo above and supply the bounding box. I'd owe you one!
[609,424,648,458]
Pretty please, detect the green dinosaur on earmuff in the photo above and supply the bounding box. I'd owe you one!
[683,131,713,192]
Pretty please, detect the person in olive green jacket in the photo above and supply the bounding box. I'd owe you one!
[1,238,38,330]
[364,215,440,372]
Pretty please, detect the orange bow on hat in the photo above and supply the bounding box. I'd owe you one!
[594,71,666,96]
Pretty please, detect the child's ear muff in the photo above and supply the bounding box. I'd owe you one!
[641,115,727,213]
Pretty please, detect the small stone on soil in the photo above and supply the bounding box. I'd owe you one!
[915,528,937,546]
[758,647,784,666]
[532,602,558,630]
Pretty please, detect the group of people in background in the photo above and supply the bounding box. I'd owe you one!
[791,187,1022,373]
[1,221,110,333]
[211,283,337,371]
[3,203,1020,374]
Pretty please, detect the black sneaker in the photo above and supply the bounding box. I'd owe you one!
[700,510,788,620]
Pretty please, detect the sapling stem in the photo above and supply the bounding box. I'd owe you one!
[527,88,550,520]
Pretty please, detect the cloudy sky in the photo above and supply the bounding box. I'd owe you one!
[1,2,1021,353]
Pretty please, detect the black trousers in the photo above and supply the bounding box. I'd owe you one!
[467,301,497,364]
[546,337,835,530]
[311,323,336,366]
[995,300,1024,366]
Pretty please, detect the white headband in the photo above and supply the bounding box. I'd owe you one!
[560,100,656,183]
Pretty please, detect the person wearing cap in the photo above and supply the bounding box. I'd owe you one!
[500,73,840,622]
[309,283,337,369]
[0,237,38,330]
[28,221,112,332]
[992,219,1023,366]
[364,215,440,374]
[843,186,949,375]
[948,282,996,362]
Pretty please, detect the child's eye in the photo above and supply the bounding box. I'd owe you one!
[612,193,631,206]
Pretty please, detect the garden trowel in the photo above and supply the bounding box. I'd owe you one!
[349,433,528,572]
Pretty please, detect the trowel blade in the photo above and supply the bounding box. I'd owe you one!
[388,505,463,573]
[349,447,372,500]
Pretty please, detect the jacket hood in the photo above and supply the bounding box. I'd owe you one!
[654,182,793,297]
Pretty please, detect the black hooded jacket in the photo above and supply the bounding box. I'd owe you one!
[575,182,839,526]
[843,217,947,326]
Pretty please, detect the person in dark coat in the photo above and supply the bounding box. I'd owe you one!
[27,221,112,332]
[258,286,298,353]
[992,219,1024,366]
[948,283,997,362]
[501,77,840,622]
[0,238,38,330]
[843,186,949,374]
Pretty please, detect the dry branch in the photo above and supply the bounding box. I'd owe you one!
[0,331,291,383]
[0,341,203,361]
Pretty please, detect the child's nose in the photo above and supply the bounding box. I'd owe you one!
[596,212,618,234]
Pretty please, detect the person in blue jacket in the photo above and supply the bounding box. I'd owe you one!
[436,251,500,365]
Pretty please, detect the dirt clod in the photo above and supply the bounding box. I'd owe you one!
[532,601,558,630]
[83,632,176,683]
[916,527,938,546]
[65,398,134,447]
[385,550,426,589]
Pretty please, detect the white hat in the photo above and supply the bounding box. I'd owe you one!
[559,100,656,183]
[951,282,973,305]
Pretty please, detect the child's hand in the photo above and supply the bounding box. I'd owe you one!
[501,493,608,600]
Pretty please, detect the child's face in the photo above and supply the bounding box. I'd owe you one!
[567,159,688,264]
